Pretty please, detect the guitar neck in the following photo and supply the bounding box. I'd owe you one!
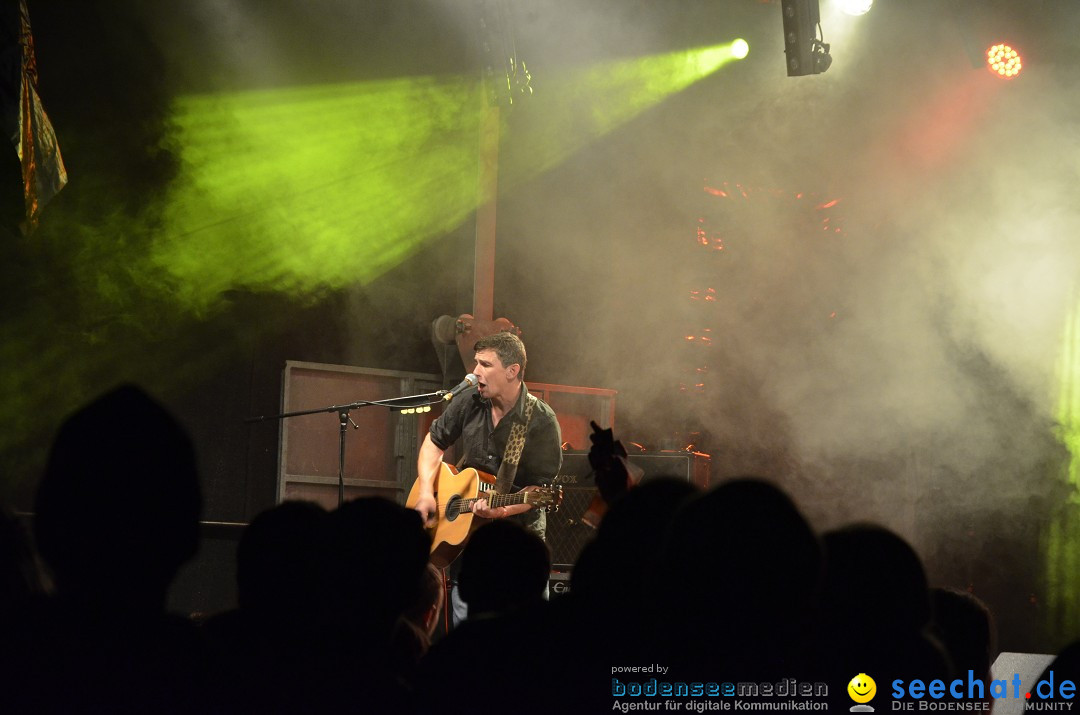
[463,491,530,510]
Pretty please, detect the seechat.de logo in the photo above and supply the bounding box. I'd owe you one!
[849,673,878,712]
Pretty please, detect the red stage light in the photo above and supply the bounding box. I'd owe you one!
[986,43,1022,79]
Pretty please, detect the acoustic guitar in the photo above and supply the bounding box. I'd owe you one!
[406,463,563,568]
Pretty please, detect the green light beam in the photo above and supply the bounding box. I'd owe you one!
[501,41,747,185]
[1044,286,1080,642]
[153,75,485,312]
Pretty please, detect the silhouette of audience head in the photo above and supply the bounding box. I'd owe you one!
[458,519,549,617]
[594,476,698,561]
[236,499,334,626]
[657,477,822,675]
[818,523,950,689]
[665,479,821,622]
[572,476,697,600]
[821,523,932,637]
[930,587,995,683]
[330,496,430,637]
[10,386,209,714]
[402,563,444,638]
[392,563,445,673]
[33,384,201,608]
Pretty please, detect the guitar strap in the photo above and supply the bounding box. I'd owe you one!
[493,392,536,495]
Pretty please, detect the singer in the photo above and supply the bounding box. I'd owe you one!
[412,331,562,624]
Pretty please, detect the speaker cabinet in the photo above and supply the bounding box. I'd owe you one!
[546,451,710,568]
[277,361,443,509]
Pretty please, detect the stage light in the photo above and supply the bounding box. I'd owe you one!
[780,0,832,76]
[986,43,1022,79]
[477,0,531,106]
[732,39,750,59]
[837,0,873,16]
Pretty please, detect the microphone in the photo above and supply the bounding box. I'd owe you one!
[442,374,478,401]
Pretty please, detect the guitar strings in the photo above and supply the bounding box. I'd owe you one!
[432,495,527,512]
[430,490,550,515]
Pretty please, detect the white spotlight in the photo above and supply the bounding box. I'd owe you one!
[837,0,872,16]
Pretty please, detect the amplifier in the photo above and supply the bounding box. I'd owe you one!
[546,451,710,568]
[548,570,572,598]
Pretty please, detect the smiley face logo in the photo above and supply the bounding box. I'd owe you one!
[848,673,877,704]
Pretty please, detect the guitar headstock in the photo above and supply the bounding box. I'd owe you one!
[525,485,563,512]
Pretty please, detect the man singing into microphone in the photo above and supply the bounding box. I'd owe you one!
[412,331,562,624]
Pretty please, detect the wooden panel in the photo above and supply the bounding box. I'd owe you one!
[283,368,399,484]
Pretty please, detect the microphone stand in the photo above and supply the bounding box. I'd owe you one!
[247,390,448,507]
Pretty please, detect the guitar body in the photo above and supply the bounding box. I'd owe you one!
[407,463,563,568]
[406,463,495,568]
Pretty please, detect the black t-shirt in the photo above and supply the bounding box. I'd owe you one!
[429,383,563,489]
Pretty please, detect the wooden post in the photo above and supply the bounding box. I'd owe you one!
[473,99,500,323]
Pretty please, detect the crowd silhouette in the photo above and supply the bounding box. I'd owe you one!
[3,383,1076,714]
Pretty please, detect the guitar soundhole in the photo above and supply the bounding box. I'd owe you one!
[445,494,462,521]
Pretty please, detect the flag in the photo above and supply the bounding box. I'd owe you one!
[6,0,67,234]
